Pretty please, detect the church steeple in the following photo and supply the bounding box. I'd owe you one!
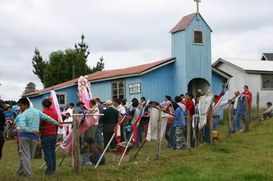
[170,2,212,96]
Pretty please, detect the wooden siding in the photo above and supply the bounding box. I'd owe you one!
[140,63,174,102]
[212,72,225,96]
[217,63,272,106]
[91,81,112,101]
[171,15,211,96]
[29,86,78,110]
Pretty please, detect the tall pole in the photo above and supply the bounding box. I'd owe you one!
[228,101,232,138]
[156,108,162,160]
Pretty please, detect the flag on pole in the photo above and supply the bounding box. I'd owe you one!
[213,81,229,110]
[113,103,132,143]
[132,101,149,145]
[114,115,126,143]
[60,114,99,153]
[50,90,63,122]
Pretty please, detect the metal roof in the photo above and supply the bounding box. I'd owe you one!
[261,53,273,61]
[212,58,273,73]
[169,13,212,33]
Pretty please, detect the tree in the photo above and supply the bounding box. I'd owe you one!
[75,34,90,61]
[23,82,36,94]
[91,55,105,72]
[32,48,47,85]
[33,34,105,88]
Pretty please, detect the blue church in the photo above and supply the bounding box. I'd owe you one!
[25,12,231,110]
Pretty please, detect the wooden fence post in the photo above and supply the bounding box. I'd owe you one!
[72,109,80,173]
[209,103,213,143]
[156,109,161,160]
[186,110,191,149]
[228,101,232,137]
[244,96,249,132]
[256,92,260,119]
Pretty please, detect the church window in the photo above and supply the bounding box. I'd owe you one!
[193,30,203,44]
[112,80,125,99]
[56,92,66,106]
[261,75,273,90]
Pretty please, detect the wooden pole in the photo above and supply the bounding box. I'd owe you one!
[118,133,134,165]
[209,103,213,143]
[133,139,147,159]
[244,96,249,132]
[186,110,191,149]
[256,92,260,119]
[156,108,162,160]
[95,133,115,168]
[72,109,80,173]
[228,101,232,138]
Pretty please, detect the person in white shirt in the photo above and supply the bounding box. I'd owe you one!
[113,98,126,115]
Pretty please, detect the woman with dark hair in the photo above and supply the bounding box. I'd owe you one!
[41,98,59,175]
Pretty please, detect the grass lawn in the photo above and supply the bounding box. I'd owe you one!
[1,114,273,181]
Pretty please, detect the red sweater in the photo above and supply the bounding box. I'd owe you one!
[186,99,195,117]
[242,91,252,108]
[41,108,58,136]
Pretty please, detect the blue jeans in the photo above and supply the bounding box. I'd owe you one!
[137,125,142,144]
[232,111,243,132]
[41,135,57,175]
[96,124,103,145]
[213,115,220,131]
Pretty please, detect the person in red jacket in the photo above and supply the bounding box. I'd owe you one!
[40,98,60,176]
[185,93,195,147]
[241,85,252,120]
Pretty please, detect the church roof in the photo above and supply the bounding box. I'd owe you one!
[24,57,175,97]
[212,58,273,73]
[169,13,212,33]
[261,53,273,61]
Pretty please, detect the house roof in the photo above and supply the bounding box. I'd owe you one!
[261,53,273,61]
[24,57,176,97]
[212,58,273,73]
[169,13,212,33]
[211,67,232,80]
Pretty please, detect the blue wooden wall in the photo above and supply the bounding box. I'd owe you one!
[29,85,78,110]
[171,14,212,96]
[134,63,174,102]
[90,63,174,103]
[91,81,112,101]
[211,72,226,96]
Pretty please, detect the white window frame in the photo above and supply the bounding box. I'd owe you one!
[193,29,204,45]
[112,80,125,100]
[261,74,273,90]
[56,92,67,106]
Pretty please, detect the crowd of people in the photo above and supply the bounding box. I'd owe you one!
[0,84,272,177]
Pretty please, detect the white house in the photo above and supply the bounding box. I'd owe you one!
[212,55,273,107]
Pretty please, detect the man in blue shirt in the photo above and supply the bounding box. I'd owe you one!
[16,98,61,177]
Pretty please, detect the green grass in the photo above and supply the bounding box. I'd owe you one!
[1,113,273,181]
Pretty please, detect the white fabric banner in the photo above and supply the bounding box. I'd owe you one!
[146,107,173,141]
[198,94,213,129]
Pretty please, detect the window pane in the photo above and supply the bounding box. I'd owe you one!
[56,94,65,105]
[112,83,117,89]
[194,30,203,44]
[119,82,124,88]
[113,89,117,95]
[262,75,273,89]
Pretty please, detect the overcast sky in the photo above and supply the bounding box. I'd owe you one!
[0,0,273,101]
